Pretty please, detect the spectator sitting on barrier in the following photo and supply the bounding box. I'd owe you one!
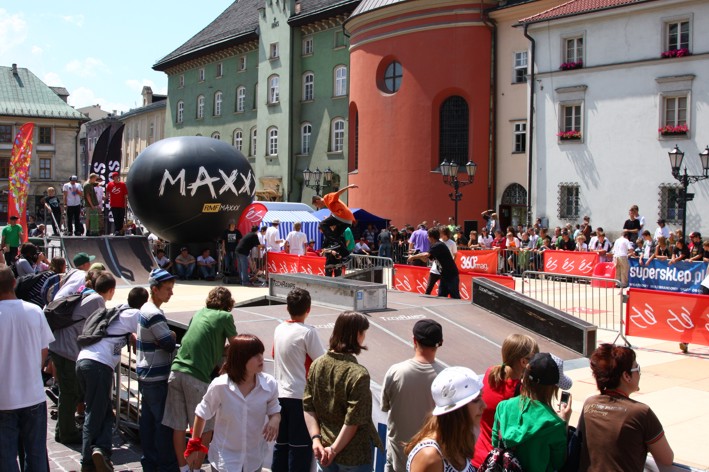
[155,248,173,272]
[551,226,562,248]
[688,232,704,262]
[468,230,480,249]
[175,246,196,280]
[197,248,217,281]
[306,240,320,256]
[454,227,468,249]
[557,230,576,251]
[648,236,670,264]
[354,237,371,255]
[654,218,670,242]
[589,230,612,263]
[669,238,689,265]
[492,229,506,251]
[703,240,709,262]
[574,234,588,252]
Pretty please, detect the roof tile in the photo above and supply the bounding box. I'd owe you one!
[520,0,653,23]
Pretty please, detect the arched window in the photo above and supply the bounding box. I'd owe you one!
[334,66,347,96]
[233,129,243,151]
[301,123,312,155]
[439,96,469,165]
[236,86,246,112]
[197,95,205,119]
[303,72,314,101]
[250,127,257,157]
[211,131,221,140]
[267,127,278,156]
[501,183,528,205]
[214,91,222,116]
[176,101,184,123]
[331,118,345,152]
[268,75,280,104]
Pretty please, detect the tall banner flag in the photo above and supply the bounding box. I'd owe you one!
[106,124,124,179]
[8,123,34,242]
[90,127,111,180]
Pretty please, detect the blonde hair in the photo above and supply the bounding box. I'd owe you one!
[488,334,539,389]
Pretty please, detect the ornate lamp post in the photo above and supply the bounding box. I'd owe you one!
[440,160,477,226]
[667,145,709,239]
[302,167,333,196]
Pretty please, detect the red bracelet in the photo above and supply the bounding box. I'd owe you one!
[184,437,209,458]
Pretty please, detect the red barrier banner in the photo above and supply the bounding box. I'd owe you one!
[393,264,515,301]
[456,250,498,274]
[267,252,301,274]
[543,250,598,276]
[626,289,709,346]
[299,256,326,276]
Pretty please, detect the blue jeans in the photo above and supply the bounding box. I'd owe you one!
[237,253,250,285]
[139,380,178,472]
[0,401,48,472]
[317,462,372,472]
[176,263,195,280]
[199,264,216,279]
[272,398,312,472]
[76,359,114,467]
[224,250,236,275]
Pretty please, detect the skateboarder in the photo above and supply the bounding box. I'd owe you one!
[311,184,358,259]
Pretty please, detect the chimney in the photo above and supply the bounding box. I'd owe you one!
[11,63,18,75]
[142,86,153,106]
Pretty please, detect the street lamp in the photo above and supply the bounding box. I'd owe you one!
[667,145,709,239]
[440,160,477,226]
[303,167,333,196]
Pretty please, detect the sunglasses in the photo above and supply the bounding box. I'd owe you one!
[629,364,641,374]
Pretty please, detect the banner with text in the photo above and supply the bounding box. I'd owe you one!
[629,258,708,294]
[266,251,327,276]
[455,250,498,274]
[543,250,598,276]
[393,264,515,301]
[626,288,709,346]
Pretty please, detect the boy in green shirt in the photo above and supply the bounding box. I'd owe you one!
[1,215,23,265]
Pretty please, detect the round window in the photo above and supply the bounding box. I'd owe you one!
[383,61,403,93]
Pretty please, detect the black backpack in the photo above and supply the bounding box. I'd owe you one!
[43,292,86,332]
[77,305,130,348]
[479,447,524,472]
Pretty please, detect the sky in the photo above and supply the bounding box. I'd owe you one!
[1,1,234,114]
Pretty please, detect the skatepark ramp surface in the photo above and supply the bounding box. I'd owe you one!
[61,236,157,286]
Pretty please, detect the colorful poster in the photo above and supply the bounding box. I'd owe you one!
[626,288,709,346]
[455,250,499,274]
[629,258,708,294]
[8,122,34,242]
[237,202,268,236]
[392,264,515,301]
[543,250,598,276]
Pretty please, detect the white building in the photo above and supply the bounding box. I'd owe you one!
[521,0,709,238]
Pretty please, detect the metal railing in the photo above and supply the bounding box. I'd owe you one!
[343,254,394,288]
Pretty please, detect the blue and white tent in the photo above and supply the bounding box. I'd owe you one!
[259,202,322,249]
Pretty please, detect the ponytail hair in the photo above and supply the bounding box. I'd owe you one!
[488,334,539,389]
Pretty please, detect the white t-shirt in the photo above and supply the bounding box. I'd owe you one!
[197,255,216,265]
[611,237,634,257]
[478,234,493,249]
[77,306,140,368]
[63,182,83,206]
[156,255,171,268]
[54,269,87,300]
[654,226,670,242]
[196,373,280,472]
[285,231,308,256]
[265,226,282,252]
[273,321,325,399]
[0,299,54,410]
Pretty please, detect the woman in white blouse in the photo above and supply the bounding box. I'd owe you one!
[186,334,281,472]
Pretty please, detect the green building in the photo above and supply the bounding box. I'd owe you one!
[153,0,359,203]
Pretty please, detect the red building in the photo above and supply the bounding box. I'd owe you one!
[345,0,496,229]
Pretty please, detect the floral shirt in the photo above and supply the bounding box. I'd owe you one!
[303,351,383,466]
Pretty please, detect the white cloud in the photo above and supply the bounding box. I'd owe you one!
[0,9,28,56]
[61,14,84,27]
[126,78,157,93]
[43,72,64,87]
[31,45,43,55]
[68,86,129,114]
[65,57,108,78]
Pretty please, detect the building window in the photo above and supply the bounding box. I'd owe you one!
[303,72,314,101]
[662,95,687,129]
[253,83,258,109]
[513,51,528,83]
[268,75,280,104]
[331,118,345,152]
[301,123,312,155]
[39,158,51,179]
[250,127,257,157]
[303,36,313,55]
[176,101,184,123]
[439,96,469,165]
[0,125,12,143]
[149,122,155,139]
[0,158,9,178]
[239,56,247,71]
[334,30,345,48]
[558,183,580,220]
[659,184,683,223]
[38,127,52,145]
[216,63,223,77]
[334,66,347,97]
[666,20,690,52]
[233,129,243,151]
[212,132,221,140]
[270,43,279,59]
[236,86,246,112]
[179,75,185,87]
[198,68,205,81]
[214,91,223,116]
[197,95,205,119]
[383,61,403,93]
[513,122,527,153]
[564,36,584,66]
[559,103,583,140]
[267,127,278,156]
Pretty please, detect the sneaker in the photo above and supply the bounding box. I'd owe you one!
[45,385,59,405]
[679,342,689,353]
[92,448,114,472]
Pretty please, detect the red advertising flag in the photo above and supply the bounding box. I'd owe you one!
[626,288,709,346]
[298,256,326,276]
[8,123,34,242]
[266,252,301,275]
[543,250,598,276]
[456,250,498,274]
[237,202,268,236]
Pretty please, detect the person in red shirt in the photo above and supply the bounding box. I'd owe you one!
[312,184,357,258]
[106,172,128,235]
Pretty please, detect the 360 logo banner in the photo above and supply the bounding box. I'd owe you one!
[455,250,498,274]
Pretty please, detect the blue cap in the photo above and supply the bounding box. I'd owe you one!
[148,268,175,286]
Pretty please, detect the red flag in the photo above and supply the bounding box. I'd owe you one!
[9,123,34,242]
[237,202,267,236]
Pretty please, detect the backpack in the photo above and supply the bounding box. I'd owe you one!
[77,305,130,348]
[40,272,62,305]
[43,292,86,332]
[479,447,524,472]
[15,271,50,305]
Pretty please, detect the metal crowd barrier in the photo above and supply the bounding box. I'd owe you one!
[343,254,394,288]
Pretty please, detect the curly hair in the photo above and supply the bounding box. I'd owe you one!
[205,286,235,312]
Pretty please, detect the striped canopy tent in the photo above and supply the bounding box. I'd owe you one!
[259,202,323,249]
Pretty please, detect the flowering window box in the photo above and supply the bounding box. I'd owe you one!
[560,60,583,71]
[557,130,582,141]
[658,124,688,136]
[661,48,690,59]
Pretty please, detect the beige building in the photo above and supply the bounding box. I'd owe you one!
[119,86,166,175]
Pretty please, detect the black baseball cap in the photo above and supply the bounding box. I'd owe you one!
[413,319,443,347]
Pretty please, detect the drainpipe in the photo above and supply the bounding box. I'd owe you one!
[523,23,535,228]
[482,4,497,214]
[75,127,80,176]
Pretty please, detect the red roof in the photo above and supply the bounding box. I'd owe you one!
[519,0,654,24]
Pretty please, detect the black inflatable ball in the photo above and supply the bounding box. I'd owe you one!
[127,136,255,242]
